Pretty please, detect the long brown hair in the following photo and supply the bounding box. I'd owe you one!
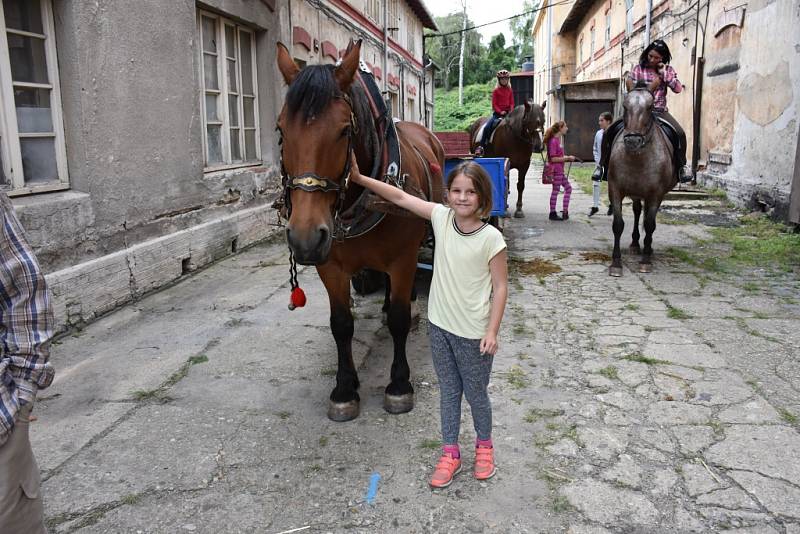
[446,161,493,218]
[543,121,565,148]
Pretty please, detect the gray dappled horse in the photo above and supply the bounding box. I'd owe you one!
[607,88,676,276]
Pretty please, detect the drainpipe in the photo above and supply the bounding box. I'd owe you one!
[383,0,388,93]
[645,0,652,47]
[546,0,552,120]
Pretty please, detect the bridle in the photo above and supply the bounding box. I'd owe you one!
[277,93,357,241]
[622,89,656,150]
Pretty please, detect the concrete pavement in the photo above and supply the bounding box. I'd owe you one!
[32,165,800,533]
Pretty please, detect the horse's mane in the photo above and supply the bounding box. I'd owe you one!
[286,64,377,167]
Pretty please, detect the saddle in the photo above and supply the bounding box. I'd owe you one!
[473,117,504,147]
[602,116,681,181]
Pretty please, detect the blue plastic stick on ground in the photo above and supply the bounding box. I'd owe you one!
[365,472,381,504]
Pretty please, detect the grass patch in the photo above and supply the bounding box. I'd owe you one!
[275,410,292,420]
[551,495,574,513]
[708,419,725,436]
[625,303,640,311]
[419,438,440,450]
[742,282,760,293]
[623,353,669,365]
[319,436,329,447]
[188,354,208,365]
[598,365,619,379]
[570,166,603,198]
[320,367,336,377]
[524,407,564,424]
[779,408,798,425]
[502,365,528,389]
[667,305,692,320]
[710,214,800,272]
[130,389,172,402]
[510,257,562,279]
[580,251,612,263]
[120,493,141,506]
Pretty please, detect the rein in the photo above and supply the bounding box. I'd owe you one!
[278,93,357,242]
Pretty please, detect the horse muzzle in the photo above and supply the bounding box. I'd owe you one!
[623,133,646,151]
[286,224,333,265]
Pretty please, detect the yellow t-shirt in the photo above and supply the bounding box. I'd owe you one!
[428,204,507,339]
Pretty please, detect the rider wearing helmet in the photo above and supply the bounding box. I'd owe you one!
[476,69,514,156]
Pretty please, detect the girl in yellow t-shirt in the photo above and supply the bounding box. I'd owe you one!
[349,159,508,489]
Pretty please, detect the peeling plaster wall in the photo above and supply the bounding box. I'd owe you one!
[701,0,800,219]
[13,0,284,272]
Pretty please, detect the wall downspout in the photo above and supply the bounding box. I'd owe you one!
[546,0,552,122]
[645,0,652,47]
[383,0,388,94]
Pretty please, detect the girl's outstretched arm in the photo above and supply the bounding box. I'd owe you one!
[480,249,509,356]
[349,155,436,220]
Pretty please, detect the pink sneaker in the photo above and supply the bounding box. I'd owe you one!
[429,454,462,488]
[474,447,496,480]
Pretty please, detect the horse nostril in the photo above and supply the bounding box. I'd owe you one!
[317,226,329,248]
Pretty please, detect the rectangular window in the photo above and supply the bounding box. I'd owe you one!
[625,0,634,36]
[407,19,416,56]
[389,0,399,27]
[406,97,414,122]
[579,37,584,64]
[198,11,261,169]
[605,13,611,46]
[0,0,68,195]
[365,0,381,23]
[590,27,595,58]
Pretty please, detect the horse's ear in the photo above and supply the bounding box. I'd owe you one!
[276,42,300,85]
[524,99,531,112]
[541,100,547,110]
[335,39,361,90]
[345,38,355,53]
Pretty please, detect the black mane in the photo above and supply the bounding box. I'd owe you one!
[286,64,340,121]
[286,63,378,171]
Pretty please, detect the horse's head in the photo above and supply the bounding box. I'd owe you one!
[522,100,546,152]
[276,40,362,265]
[622,88,655,152]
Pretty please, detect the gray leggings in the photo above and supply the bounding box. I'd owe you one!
[429,323,494,444]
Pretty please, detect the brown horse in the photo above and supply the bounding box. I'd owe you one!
[275,41,444,421]
[607,88,676,276]
[468,100,546,218]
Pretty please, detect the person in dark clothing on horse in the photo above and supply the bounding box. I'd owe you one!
[601,39,691,183]
[475,70,514,157]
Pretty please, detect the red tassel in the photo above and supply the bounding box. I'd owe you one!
[288,286,306,310]
[429,162,441,175]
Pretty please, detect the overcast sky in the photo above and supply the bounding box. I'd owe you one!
[425,0,521,44]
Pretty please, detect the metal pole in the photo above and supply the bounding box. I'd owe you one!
[383,0,388,94]
[645,0,652,47]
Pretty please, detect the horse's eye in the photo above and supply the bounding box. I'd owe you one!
[341,126,351,138]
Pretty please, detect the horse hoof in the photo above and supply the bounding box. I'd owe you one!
[514,209,525,219]
[609,266,623,277]
[639,263,653,273]
[327,400,360,422]
[383,393,414,414]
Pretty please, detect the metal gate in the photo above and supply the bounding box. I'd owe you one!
[564,100,614,162]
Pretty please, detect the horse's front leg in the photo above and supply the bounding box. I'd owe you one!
[384,257,416,414]
[640,200,661,273]
[630,199,642,255]
[609,186,625,277]
[514,160,530,218]
[318,264,361,421]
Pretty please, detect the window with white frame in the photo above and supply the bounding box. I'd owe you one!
[388,0,399,27]
[407,19,417,56]
[0,0,68,195]
[198,11,260,169]
[579,36,584,64]
[625,0,634,36]
[605,13,611,46]
[590,26,595,58]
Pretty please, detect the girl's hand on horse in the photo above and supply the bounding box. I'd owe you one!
[349,154,367,185]
[479,332,499,356]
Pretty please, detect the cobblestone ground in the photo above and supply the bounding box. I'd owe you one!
[494,169,800,533]
[34,166,800,533]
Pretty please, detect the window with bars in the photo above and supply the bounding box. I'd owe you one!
[198,11,260,169]
[0,0,68,195]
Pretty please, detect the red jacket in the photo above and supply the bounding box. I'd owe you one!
[492,85,514,114]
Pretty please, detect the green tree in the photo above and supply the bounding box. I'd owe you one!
[426,12,485,90]
[486,33,517,75]
[509,0,537,65]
